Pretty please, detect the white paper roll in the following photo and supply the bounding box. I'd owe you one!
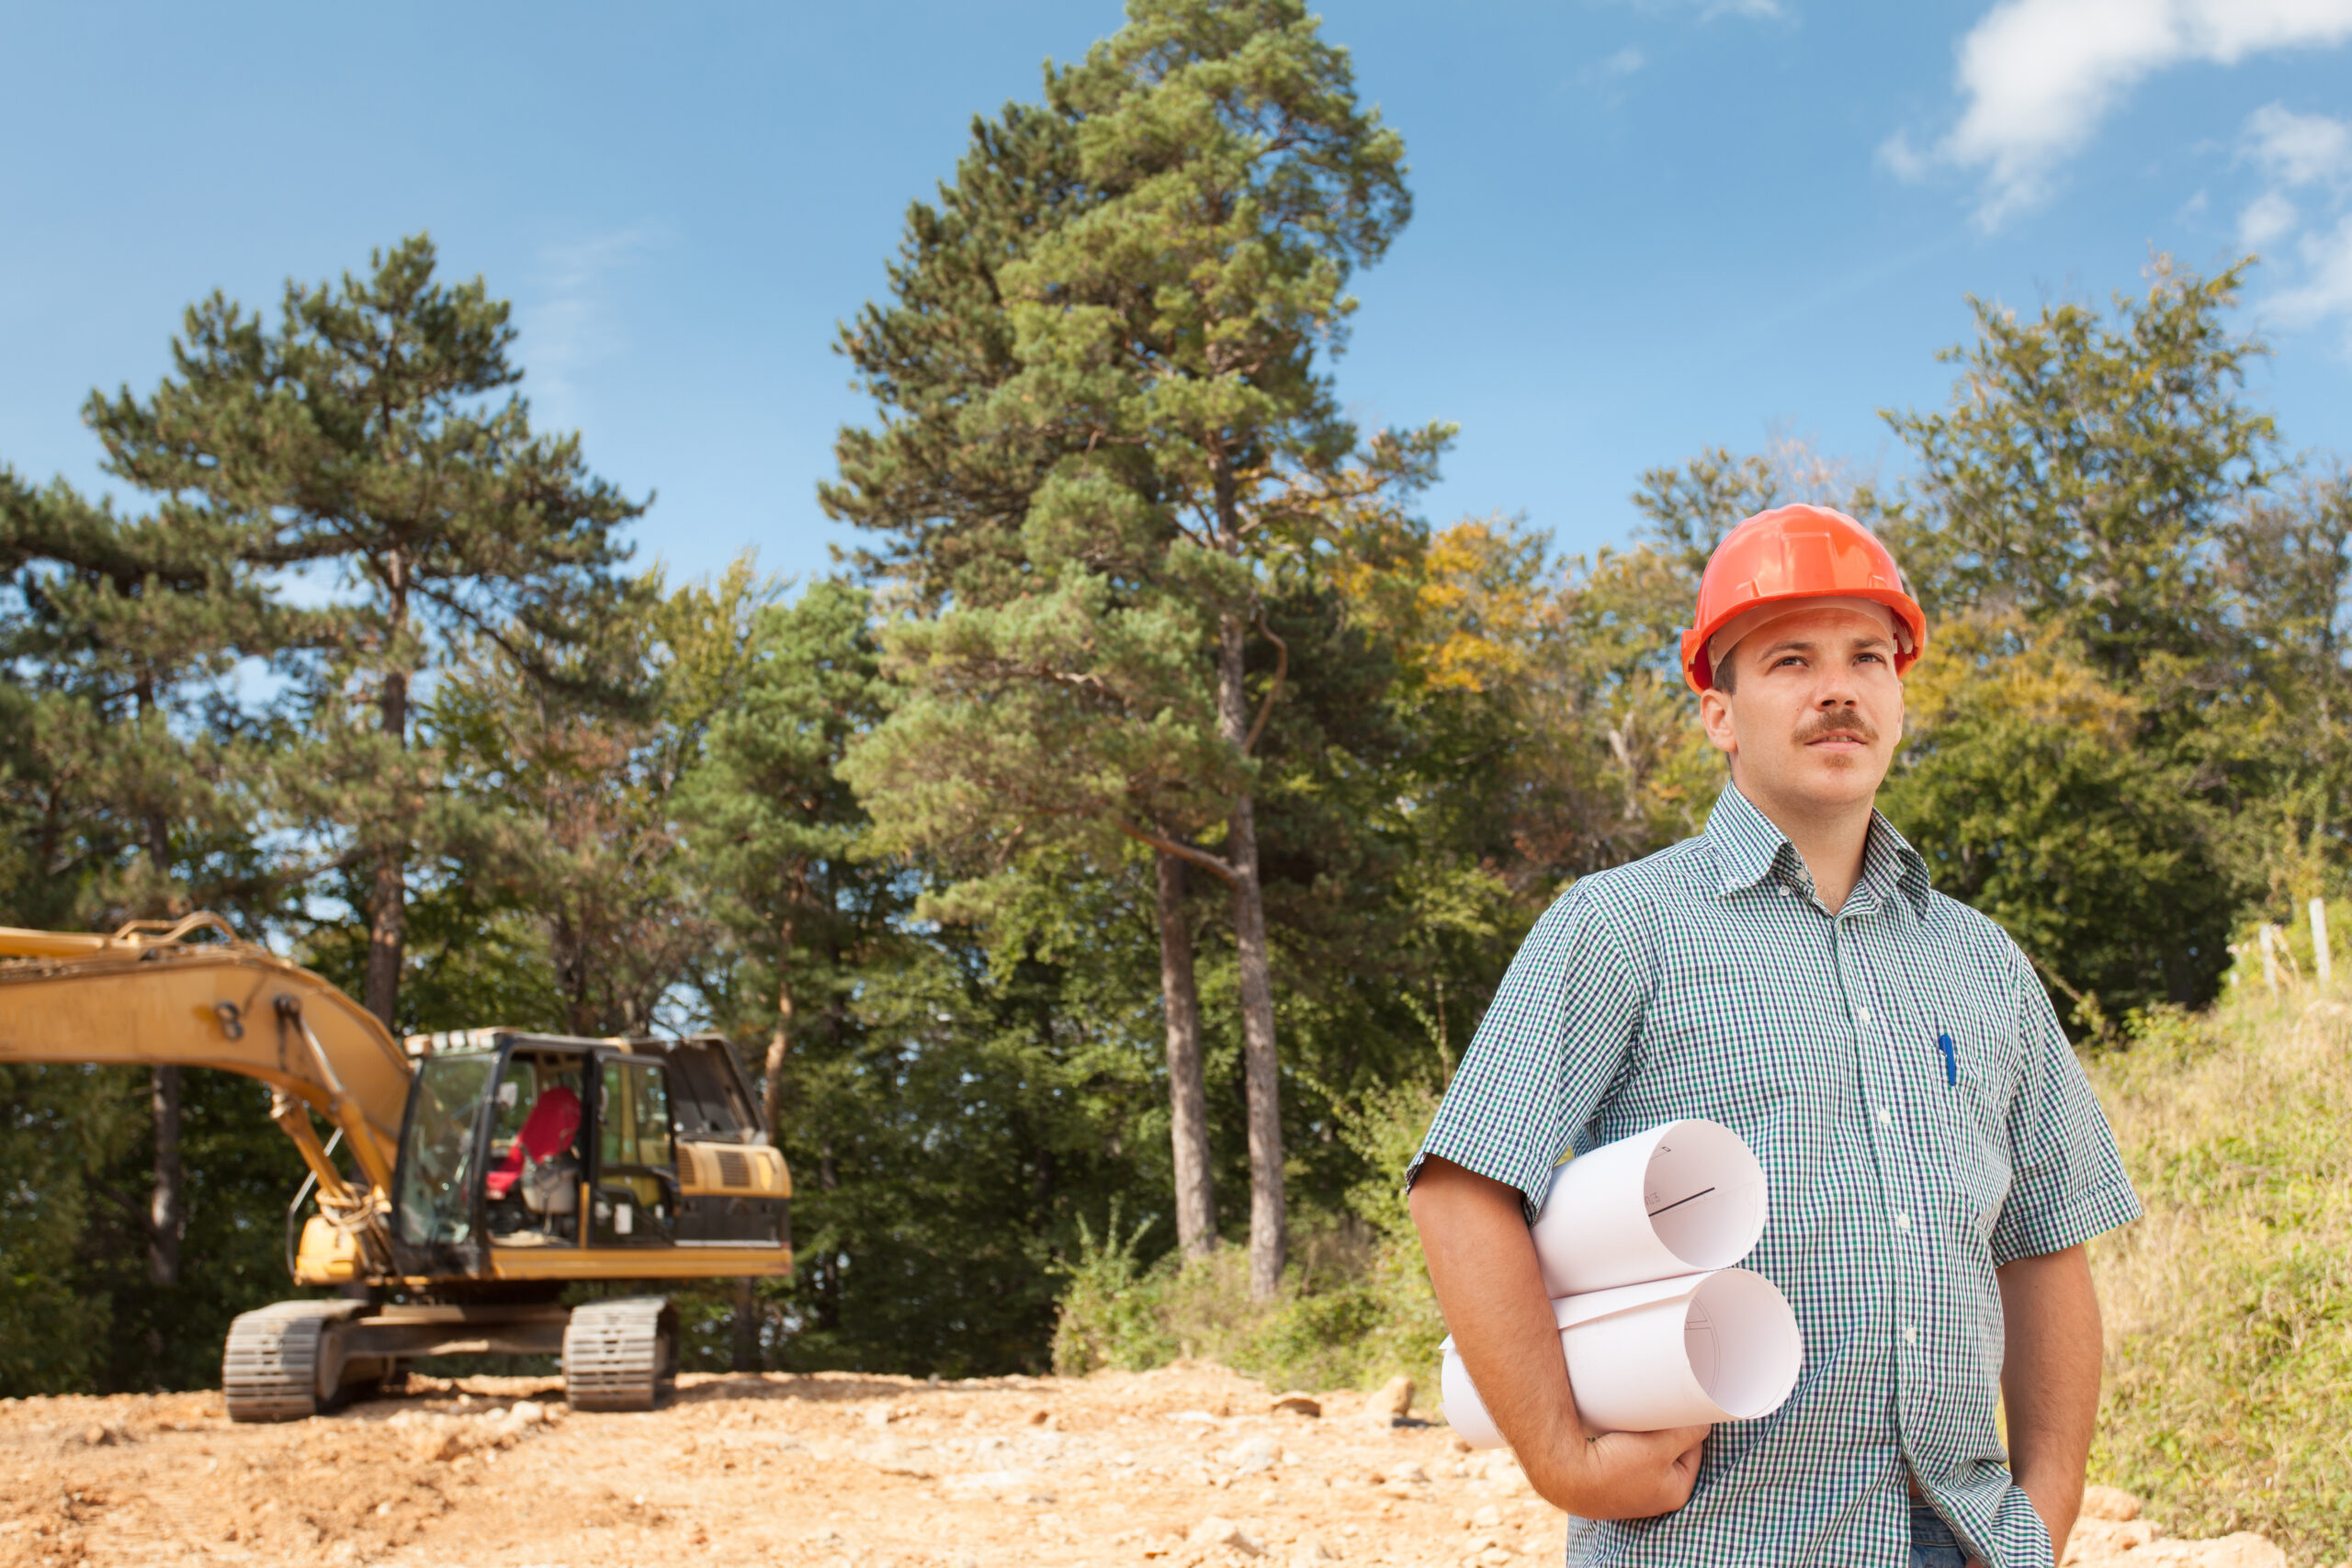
[1528,1120,1767,1296]
[1438,1268,1803,1445]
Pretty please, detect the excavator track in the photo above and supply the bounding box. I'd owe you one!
[221,1300,368,1422]
[562,1296,676,1412]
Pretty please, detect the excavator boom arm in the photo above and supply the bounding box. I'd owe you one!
[0,916,413,1195]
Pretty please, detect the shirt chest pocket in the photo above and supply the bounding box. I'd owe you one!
[1931,1024,2024,1239]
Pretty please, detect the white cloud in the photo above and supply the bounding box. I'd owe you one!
[1601,46,1647,76]
[2240,188,2301,245]
[521,224,663,433]
[2230,103,2352,345]
[2273,212,2352,344]
[2243,101,2352,186]
[1908,0,2352,226]
[1877,130,1931,182]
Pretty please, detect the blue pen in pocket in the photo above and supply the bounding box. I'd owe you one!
[1935,1032,1958,1088]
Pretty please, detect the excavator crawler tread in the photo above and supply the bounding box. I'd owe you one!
[563,1296,675,1412]
[222,1300,365,1423]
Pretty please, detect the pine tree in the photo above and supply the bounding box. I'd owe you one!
[823,84,1231,1259]
[85,234,644,1027]
[844,0,1444,1297]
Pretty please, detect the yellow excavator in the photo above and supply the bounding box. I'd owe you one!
[0,913,792,1420]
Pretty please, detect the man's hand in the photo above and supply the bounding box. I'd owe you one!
[1409,1156,1708,1520]
[1547,1425,1713,1519]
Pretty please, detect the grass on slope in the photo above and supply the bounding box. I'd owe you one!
[2086,985,2352,1562]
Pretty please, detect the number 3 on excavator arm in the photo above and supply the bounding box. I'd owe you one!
[0,914,792,1419]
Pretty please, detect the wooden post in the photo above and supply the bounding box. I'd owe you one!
[2261,923,2280,995]
[2312,898,2333,988]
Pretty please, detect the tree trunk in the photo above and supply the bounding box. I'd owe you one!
[136,682,186,1295]
[763,915,797,1145]
[1155,850,1216,1258]
[731,1278,761,1372]
[1216,611,1285,1300]
[149,1066,183,1288]
[365,564,411,1030]
[739,915,799,1367]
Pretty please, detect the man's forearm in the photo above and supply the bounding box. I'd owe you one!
[1410,1158,1587,1467]
[1409,1156,1709,1520]
[1997,1245,2102,1558]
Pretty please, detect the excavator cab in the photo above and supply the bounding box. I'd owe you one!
[385,1033,780,1280]
[390,1039,673,1274]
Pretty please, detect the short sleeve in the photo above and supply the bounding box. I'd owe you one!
[1986,953,2142,1266]
[1406,882,1651,1222]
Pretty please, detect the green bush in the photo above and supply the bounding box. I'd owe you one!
[1051,1081,1446,1393]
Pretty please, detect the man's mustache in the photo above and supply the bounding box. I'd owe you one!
[1796,711,1879,745]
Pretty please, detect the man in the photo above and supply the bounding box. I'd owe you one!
[1408,504,2139,1568]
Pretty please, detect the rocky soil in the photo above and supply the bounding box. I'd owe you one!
[0,1363,2307,1567]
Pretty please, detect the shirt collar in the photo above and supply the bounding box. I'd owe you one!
[1703,784,1933,917]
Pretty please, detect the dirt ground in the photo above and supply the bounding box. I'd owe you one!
[0,1363,2300,1568]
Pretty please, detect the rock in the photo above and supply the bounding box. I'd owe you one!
[1221,1436,1280,1475]
[2064,1518,2156,1564]
[2193,1535,2287,1568]
[1027,1408,1053,1427]
[1371,1375,1415,1420]
[510,1399,545,1425]
[865,1404,895,1428]
[400,1416,473,1463]
[1470,1506,1502,1529]
[1271,1392,1322,1418]
[2079,1485,2143,1522]
[1386,1462,1430,1484]
[1292,1539,1336,1567]
[1191,1516,1266,1556]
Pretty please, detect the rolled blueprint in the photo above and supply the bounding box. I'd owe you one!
[1528,1120,1767,1296]
[1439,1267,1802,1443]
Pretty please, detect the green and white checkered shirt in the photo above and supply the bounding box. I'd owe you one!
[1411,784,2140,1568]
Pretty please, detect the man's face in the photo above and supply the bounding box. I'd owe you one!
[1697,604,1905,817]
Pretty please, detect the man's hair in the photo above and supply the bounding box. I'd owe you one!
[1712,651,1739,695]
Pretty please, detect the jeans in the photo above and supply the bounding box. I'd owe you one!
[1910,1504,1975,1568]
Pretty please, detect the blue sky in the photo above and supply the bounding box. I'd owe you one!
[4,0,2348,592]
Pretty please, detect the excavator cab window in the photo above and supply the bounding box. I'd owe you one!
[394,1054,498,1248]
[481,1051,587,1246]
[590,1057,678,1246]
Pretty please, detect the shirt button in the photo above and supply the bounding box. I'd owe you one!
[1901,1325,1918,1347]
[1776,886,1792,897]
[1875,1108,1893,1126]
[1894,1213,1911,1233]
[1857,1008,1872,1023]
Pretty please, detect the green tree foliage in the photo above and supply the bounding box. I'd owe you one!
[1879,261,2319,1020]
[1886,260,2276,692]
[86,233,644,1027]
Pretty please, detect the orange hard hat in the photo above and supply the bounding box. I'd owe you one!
[1679,503,1925,693]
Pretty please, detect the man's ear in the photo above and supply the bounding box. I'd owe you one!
[1700,685,1736,757]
